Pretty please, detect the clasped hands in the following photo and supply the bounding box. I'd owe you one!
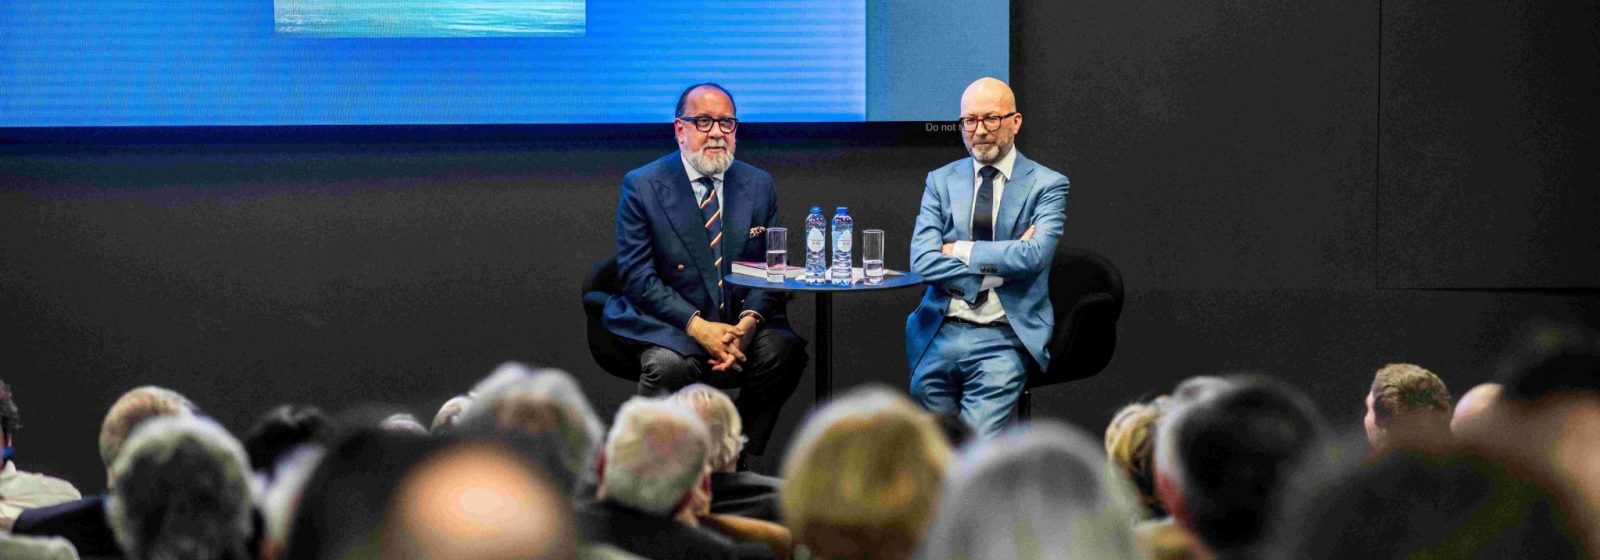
[941,224,1036,255]
[687,314,759,372]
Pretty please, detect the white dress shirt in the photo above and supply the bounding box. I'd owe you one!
[945,146,1018,324]
[680,152,762,325]
[0,460,82,531]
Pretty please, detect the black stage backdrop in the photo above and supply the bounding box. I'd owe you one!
[4,0,1598,491]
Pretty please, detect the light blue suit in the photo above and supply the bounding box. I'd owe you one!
[905,150,1069,437]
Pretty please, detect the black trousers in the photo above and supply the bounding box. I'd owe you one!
[636,325,807,456]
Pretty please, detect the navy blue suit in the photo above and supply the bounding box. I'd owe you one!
[602,152,806,456]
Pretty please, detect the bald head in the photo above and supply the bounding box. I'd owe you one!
[1452,383,1502,434]
[380,442,577,560]
[957,77,1021,165]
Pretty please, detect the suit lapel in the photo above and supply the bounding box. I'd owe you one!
[721,165,754,270]
[997,152,1036,240]
[949,158,975,240]
[653,162,720,303]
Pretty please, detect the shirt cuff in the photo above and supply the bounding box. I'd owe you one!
[953,240,975,264]
[739,310,764,325]
[980,275,1004,290]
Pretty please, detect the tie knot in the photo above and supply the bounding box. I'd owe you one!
[979,166,999,180]
[697,177,716,189]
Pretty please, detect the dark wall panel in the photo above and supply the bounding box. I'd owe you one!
[1378,0,1600,288]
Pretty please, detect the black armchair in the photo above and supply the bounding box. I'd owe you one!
[1017,244,1124,420]
[581,256,642,382]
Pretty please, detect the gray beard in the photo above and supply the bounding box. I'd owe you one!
[686,144,734,176]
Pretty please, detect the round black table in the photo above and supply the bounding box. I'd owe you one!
[726,270,924,401]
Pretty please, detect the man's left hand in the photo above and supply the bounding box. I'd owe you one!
[734,315,760,352]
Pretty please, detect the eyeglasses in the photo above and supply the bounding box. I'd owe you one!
[678,116,739,133]
[958,112,1018,132]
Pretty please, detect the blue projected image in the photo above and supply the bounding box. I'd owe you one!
[276,0,585,38]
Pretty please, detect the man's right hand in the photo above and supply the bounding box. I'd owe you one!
[687,316,747,371]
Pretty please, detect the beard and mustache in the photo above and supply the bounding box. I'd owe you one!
[686,138,735,176]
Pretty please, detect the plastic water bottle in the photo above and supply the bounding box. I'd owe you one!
[804,207,827,284]
[831,207,853,286]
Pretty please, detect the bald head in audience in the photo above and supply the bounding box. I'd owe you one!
[379,441,577,560]
[1451,382,1501,434]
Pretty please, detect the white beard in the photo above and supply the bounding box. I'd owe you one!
[686,140,735,176]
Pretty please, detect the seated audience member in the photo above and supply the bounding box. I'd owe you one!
[1450,382,1501,435]
[376,440,577,560]
[0,534,79,560]
[1463,321,1600,556]
[577,397,742,560]
[1364,363,1453,453]
[1105,397,1167,519]
[781,385,953,560]
[0,380,82,530]
[1154,375,1328,560]
[429,393,475,435]
[281,424,433,560]
[257,445,323,560]
[1273,449,1588,559]
[673,384,781,521]
[105,416,254,560]
[13,386,196,558]
[918,420,1143,560]
[457,363,607,496]
[242,404,331,482]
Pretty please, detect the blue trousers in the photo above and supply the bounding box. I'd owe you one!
[910,319,1036,440]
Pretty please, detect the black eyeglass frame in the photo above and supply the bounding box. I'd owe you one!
[677,116,739,133]
[957,112,1019,132]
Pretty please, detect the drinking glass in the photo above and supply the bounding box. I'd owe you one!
[862,229,885,285]
[765,227,788,282]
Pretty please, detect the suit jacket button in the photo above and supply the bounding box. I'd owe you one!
[676,264,685,270]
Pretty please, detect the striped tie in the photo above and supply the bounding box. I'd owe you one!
[697,177,724,313]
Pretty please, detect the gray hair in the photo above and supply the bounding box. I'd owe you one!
[598,397,710,516]
[460,363,607,488]
[918,421,1143,560]
[672,384,744,472]
[107,416,253,560]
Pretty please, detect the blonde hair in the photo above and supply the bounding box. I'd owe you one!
[1105,398,1165,517]
[673,384,744,472]
[1370,363,1453,427]
[99,386,195,469]
[780,386,952,560]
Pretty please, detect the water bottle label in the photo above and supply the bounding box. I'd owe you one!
[807,230,825,251]
[836,235,852,252]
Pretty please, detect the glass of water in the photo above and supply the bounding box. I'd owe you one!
[765,227,788,283]
[862,229,885,285]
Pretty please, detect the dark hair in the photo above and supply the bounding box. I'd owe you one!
[243,404,332,473]
[1495,320,1600,402]
[1167,376,1328,551]
[0,379,17,442]
[1275,450,1587,559]
[283,426,436,560]
[674,82,736,118]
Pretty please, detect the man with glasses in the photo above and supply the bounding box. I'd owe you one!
[603,83,807,464]
[905,77,1070,439]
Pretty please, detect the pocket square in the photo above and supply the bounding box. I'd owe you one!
[748,226,766,238]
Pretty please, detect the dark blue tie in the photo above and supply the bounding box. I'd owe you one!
[698,177,725,315]
[969,166,999,308]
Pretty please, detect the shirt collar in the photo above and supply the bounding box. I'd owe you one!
[679,151,726,186]
[975,145,1019,182]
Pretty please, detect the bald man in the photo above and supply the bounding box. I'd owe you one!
[906,77,1070,439]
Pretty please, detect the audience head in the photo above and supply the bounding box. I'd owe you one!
[1495,320,1600,403]
[461,363,606,494]
[919,420,1143,560]
[1105,397,1167,518]
[781,385,953,560]
[1364,363,1453,451]
[1154,375,1329,555]
[283,425,434,560]
[671,384,744,473]
[381,413,429,435]
[1274,449,1588,559]
[597,397,710,517]
[100,386,197,472]
[674,82,738,177]
[106,416,254,560]
[430,394,475,435]
[377,440,577,560]
[1451,382,1502,434]
[243,404,332,474]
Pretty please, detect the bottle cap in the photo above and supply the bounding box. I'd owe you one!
[835,207,848,215]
